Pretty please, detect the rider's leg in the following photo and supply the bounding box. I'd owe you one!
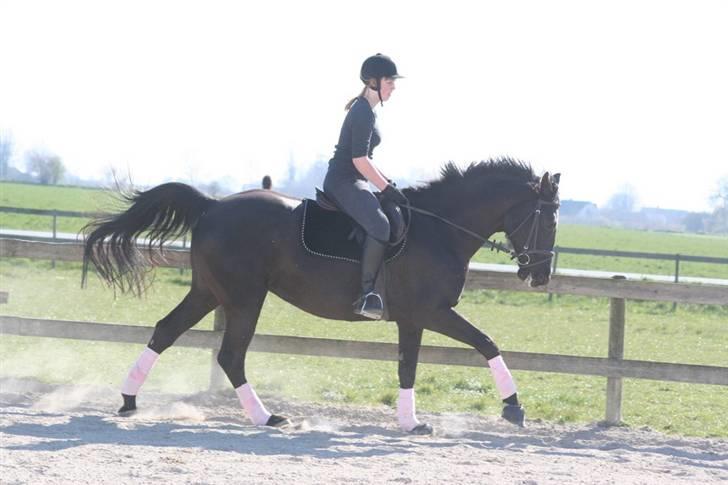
[323,174,391,319]
[354,234,388,319]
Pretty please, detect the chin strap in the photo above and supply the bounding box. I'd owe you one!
[370,78,384,106]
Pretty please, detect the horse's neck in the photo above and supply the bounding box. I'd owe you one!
[446,189,529,261]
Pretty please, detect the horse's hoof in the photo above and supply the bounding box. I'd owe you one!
[266,414,291,428]
[118,394,137,416]
[408,423,434,435]
[501,404,525,427]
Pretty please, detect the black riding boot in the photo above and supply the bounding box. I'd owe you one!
[353,236,387,320]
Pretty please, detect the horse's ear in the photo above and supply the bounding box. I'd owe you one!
[539,172,552,194]
[553,173,561,185]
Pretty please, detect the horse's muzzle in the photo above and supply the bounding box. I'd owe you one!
[518,267,551,287]
[528,272,551,287]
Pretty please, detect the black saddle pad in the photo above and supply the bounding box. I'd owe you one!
[300,199,407,263]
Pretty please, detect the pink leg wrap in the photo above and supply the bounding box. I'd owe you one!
[235,383,272,426]
[120,347,159,396]
[397,388,420,432]
[488,355,517,399]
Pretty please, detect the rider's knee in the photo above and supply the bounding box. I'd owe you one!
[369,212,390,243]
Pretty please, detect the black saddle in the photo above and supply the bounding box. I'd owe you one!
[299,189,408,263]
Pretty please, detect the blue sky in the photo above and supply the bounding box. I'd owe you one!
[1,0,726,211]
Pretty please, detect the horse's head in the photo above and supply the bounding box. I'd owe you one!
[503,172,560,287]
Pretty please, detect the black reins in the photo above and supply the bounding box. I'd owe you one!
[401,199,559,269]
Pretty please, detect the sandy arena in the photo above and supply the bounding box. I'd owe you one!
[1,378,726,484]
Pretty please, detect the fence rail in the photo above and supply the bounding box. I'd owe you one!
[0,206,103,218]
[2,238,726,304]
[2,315,725,387]
[1,237,727,425]
[553,245,728,265]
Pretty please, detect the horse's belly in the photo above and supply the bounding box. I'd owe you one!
[268,253,366,321]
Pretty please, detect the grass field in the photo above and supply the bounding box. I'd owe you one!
[1,182,727,437]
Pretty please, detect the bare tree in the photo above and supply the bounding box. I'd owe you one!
[708,176,728,233]
[606,184,639,213]
[709,176,728,209]
[0,131,13,180]
[206,180,222,198]
[105,165,135,193]
[682,212,706,233]
[25,150,66,185]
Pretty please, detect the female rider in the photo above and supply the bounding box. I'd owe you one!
[323,53,408,320]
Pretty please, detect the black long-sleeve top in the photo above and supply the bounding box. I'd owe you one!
[328,96,381,178]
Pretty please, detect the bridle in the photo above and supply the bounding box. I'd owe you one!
[504,199,560,268]
[402,198,559,269]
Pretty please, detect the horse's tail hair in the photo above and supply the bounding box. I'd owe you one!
[82,182,215,296]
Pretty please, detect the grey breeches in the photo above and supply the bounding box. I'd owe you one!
[323,171,390,243]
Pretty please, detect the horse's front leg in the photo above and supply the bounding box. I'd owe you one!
[395,321,432,435]
[420,307,525,427]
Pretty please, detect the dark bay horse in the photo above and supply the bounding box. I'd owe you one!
[83,157,560,433]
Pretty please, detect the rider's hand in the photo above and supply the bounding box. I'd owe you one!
[382,184,408,206]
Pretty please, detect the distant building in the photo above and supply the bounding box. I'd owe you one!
[637,207,694,232]
[560,200,598,217]
[560,200,600,224]
[1,165,35,183]
[566,201,712,233]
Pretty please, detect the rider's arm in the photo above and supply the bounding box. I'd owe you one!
[350,105,389,191]
[353,156,389,191]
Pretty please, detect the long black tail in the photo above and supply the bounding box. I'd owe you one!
[82,182,215,295]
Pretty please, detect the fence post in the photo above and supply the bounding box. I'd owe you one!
[180,236,187,276]
[548,249,560,302]
[605,274,626,425]
[51,211,57,269]
[672,254,680,311]
[209,307,228,391]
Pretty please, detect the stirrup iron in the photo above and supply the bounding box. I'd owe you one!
[354,291,383,320]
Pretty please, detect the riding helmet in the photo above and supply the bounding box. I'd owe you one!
[360,54,404,84]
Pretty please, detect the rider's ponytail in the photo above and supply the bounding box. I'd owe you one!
[345,86,368,111]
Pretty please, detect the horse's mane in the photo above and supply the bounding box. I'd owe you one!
[404,157,538,206]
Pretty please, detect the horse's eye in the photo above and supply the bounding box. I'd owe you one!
[544,215,557,231]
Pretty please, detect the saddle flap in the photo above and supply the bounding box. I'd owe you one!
[315,188,340,212]
[300,199,407,264]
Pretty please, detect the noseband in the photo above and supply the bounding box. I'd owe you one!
[403,198,559,269]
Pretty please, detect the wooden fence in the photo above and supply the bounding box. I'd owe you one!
[1,237,727,425]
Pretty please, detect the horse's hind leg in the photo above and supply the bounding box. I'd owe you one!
[395,321,433,435]
[118,288,217,415]
[216,291,288,427]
